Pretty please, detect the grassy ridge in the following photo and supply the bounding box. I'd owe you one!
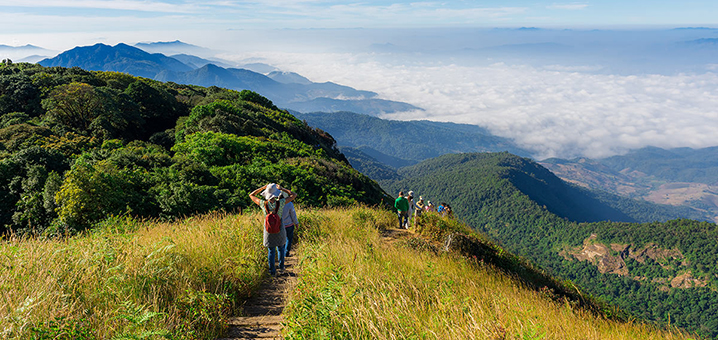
[0,212,266,339]
[0,206,698,339]
[285,207,695,339]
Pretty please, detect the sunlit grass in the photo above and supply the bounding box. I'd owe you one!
[0,212,266,339]
[284,206,697,340]
[0,206,700,339]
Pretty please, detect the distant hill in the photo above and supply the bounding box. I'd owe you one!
[38,43,193,78]
[267,71,313,85]
[389,152,665,224]
[0,44,54,62]
[170,54,234,69]
[134,40,212,56]
[0,44,47,53]
[39,43,420,115]
[541,146,718,222]
[384,152,718,338]
[338,146,402,182]
[681,38,718,47]
[294,111,531,167]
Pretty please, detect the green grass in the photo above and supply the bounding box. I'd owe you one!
[0,206,700,339]
[284,207,697,340]
[0,212,266,339]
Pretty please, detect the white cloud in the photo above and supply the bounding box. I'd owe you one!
[227,52,718,160]
[547,3,589,10]
[0,0,202,13]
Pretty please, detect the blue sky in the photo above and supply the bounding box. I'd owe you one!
[1,0,717,36]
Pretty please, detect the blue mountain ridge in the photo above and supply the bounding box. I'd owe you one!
[38,43,420,115]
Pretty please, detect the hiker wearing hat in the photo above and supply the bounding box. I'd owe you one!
[394,191,409,229]
[414,196,425,228]
[249,183,297,276]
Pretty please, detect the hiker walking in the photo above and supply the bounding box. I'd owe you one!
[394,191,409,229]
[414,196,425,228]
[282,192,299,258]
[406,191,415,229]
[249,183,297,276]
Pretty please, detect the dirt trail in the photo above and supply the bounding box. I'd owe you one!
[218,255,299,340]
[217,226,413,339]
[381,226,413,246]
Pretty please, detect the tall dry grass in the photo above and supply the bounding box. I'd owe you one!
[0,212,267,339]
[284,206,698,340]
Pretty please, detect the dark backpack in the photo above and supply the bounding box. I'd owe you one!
[264,201,282,234]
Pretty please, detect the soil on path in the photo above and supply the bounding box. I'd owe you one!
[217,226,415,339]
[217,254,299,340]
[381,226,414,246]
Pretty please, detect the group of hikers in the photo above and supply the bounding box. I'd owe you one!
[393,190,453,229]
[248,183,454,277]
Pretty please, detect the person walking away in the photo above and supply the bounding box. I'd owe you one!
[394,191,409,229]
[282,192,299,258]
[444,204,454,218]
[414,196,425,228]
[406,191,415,229]
[439,203,449,217]
[249,183,297,276]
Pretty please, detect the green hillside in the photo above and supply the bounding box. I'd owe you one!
[0,62,390,234]
[385,152,718,338]
[0,207,696,339]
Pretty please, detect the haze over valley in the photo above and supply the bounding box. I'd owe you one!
[3,25,718,160]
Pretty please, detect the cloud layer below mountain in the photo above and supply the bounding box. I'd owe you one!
[229,52,718,160]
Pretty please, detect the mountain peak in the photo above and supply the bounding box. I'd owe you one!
[38,43,192,78]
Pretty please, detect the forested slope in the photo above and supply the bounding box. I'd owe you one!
[294,111,531,167]
[386,152,718,338]
[0,61,390,234]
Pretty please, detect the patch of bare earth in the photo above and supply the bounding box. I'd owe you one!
[561,234,707,290]
[381,226,413,246]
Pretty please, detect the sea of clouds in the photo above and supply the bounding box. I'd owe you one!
[225,50,718,160]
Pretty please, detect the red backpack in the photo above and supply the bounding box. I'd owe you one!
[264,201,282,234]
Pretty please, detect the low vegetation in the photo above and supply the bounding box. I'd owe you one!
[0,212,266,339]
[284,206,695,339]
[1,206,698,339]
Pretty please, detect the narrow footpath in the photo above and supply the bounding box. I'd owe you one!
[217,225,413,339]
[218,255,299,340]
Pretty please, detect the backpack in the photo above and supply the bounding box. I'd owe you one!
[264,201,282,234]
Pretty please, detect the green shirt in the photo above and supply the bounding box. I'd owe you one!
[394,196,409,212]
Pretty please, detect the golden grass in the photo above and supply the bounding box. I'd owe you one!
[0,212,267,339]
[0,205,700,339]
[284,206,698,340]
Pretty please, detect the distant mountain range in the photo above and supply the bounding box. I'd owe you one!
[37,43,420,115]
[0,44,53,62]
[299,110,717,222]
[293,111,531,168]
[541,146,718,222]
[134,40,212,57]
[39,43,192,78]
